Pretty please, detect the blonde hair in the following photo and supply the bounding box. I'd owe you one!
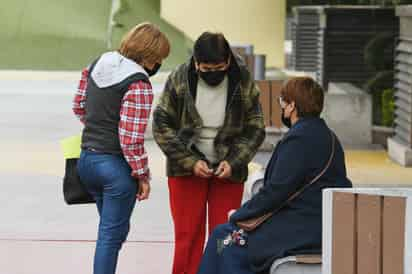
[119,22,170,64]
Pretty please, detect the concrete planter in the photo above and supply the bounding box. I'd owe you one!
[323,83,372,148]
[372,126,394,149]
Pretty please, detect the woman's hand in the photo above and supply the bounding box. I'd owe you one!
[137,180,151,201]
[214,161,232,179]
[193,160,213,178]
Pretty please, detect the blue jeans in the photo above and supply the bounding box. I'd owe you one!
[77,150,138,274]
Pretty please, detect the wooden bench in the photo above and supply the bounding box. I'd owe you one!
[323,188,409,274]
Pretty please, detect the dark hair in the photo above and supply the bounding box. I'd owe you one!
[193,32,231,64]
[281,77,324,117]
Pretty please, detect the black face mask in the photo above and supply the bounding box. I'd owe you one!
[198,70,227,86]
[281,108,292,128]
[144,63,161,77]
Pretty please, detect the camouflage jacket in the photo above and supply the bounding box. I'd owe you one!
[152,53,265,183]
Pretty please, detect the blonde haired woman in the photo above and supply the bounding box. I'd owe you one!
[73,23,170,274]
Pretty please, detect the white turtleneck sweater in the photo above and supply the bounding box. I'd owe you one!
[194,76,228,164]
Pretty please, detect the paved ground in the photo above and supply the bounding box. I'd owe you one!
[0,71,411,274]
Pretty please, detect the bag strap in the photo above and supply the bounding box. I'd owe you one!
[285,130,336,203]
[236,130,336,231]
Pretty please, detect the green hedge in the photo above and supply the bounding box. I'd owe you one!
[381,88,395,127]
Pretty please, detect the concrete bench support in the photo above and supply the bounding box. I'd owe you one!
[270,256,321,274]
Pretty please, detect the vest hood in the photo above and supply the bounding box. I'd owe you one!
[90,51,148,88]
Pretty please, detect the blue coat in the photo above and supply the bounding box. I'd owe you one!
[230,117,352,273]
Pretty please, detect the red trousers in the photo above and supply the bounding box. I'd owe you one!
[168,176,244,274]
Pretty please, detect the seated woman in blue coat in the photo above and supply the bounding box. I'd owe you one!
[197,77,352,274]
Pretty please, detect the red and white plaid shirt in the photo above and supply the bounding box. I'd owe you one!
[73,68,153,182]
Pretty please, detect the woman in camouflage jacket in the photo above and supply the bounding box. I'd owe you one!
[153,32,265,274]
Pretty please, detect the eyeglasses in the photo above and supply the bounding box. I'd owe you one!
[198,66,228,73]
[278,96,287,108]
[196,58,231,73]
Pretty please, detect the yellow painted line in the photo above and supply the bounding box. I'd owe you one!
[1,140,410,186]
[0,140,167,178]
[0,142,64,176]
[249,150,412,186]
[345,150,412,186]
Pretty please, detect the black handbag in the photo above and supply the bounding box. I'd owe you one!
[63,158,95,205]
